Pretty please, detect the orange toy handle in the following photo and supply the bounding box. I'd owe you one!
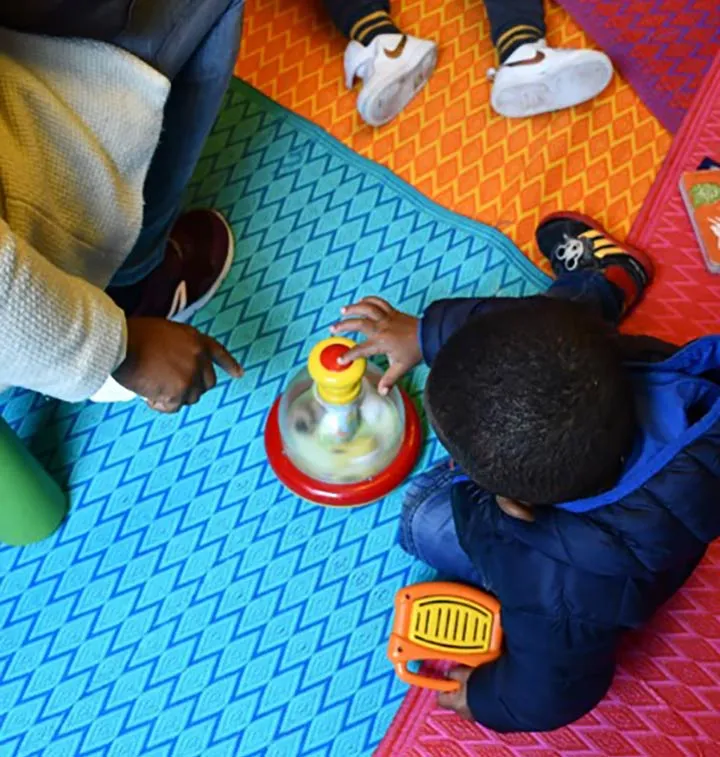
[393,661,461,693]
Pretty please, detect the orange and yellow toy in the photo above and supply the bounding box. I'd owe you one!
[388,582,503,692]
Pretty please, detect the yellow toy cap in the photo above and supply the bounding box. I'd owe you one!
[308,337,366,405]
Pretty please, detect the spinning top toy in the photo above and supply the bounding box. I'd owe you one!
[264,337,422,507]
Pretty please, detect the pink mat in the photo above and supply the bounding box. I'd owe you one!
[376,52,720,757]
[556,0,720,133]
[623,52,720,342]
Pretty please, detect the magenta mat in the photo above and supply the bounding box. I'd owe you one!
[376,52,720,757]
[557,0,719,133]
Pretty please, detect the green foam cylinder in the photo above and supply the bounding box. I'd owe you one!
[0,417,68,546]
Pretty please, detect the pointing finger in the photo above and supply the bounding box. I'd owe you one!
[206,337,244,378]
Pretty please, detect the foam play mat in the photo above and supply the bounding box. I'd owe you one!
[0,80,551,757]
[625,49,720,344]
[235,0,672,264]
[558,0,720,133]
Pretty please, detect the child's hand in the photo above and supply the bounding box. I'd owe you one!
[437,666,473,721]
[331,296,421,395]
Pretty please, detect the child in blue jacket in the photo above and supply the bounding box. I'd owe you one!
[332,212,720,732]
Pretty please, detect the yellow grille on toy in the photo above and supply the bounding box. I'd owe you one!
[408,595,495,653]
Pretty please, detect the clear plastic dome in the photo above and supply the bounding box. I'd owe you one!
[278,362,406,485]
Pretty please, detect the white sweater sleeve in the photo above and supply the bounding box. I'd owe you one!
[0,218,127,402]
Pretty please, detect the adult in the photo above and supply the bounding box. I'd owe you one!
[0,0,245,413]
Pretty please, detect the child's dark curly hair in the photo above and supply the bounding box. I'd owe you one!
[425,297,636,504]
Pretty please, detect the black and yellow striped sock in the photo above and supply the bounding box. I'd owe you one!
[495,25,544,64]
[350,10,401,46]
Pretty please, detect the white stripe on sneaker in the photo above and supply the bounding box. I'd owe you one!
[169,210,235,324]
[167,280,188,320]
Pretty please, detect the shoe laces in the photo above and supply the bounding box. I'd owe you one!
[554,234,586,271]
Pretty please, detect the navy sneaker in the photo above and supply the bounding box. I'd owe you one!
[536,212,654,292]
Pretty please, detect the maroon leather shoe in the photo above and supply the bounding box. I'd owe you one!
[110,209,234,322]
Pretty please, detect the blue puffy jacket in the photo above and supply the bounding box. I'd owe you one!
[421,298,720,733]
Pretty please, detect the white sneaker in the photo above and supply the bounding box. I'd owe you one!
[489,39,613,118]
[344,34,438,127]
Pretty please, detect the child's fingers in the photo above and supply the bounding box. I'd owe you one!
[378,362,408,395]
[340,341,382,362]
[331,318,376,336]
[437,690,460,710]
[341,302,387,321]
[358,296,392,313]
[447,666,473,684]
[206,337,244,378]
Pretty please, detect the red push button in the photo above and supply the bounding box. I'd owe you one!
[319,344,352,372]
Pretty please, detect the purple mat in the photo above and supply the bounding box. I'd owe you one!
[557,0,720,133]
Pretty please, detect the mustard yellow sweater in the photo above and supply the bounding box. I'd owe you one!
[0,28,169,401]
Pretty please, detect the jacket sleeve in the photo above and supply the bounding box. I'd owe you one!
[466,612,617,732]
[420,298,501,365]
[0,218,127,401]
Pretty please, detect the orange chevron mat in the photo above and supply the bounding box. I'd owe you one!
[234,0,672,270]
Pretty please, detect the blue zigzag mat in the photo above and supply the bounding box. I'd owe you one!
[0,80,550,757]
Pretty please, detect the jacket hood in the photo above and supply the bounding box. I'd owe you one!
[503,336,720,579]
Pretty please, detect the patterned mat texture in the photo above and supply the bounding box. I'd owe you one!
[557,0,720,133]
[234,0,672,266]
[0,80,550,757]
[625,49,720,343]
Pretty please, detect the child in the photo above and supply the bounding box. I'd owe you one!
[332,213,720,732]
[324,1,613,125]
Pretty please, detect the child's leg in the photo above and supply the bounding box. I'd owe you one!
[324,0,437,128]
[536,212,654,325]
[545,271,627,325]
[323,1,399,45]
[484,0,613,118]
[400,460,485,586]
[483,0,546,64]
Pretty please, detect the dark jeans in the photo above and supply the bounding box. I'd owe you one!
[399,460,485,586]
[400,268,624,583]
[323,0,544,60]
[110,0,245,285]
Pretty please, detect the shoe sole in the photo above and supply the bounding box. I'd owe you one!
[171,210,236,324]
[357,44,438,127]
[538,210,655,282]
[492,56,613,118]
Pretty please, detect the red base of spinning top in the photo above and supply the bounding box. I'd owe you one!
[264,390,423,507]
